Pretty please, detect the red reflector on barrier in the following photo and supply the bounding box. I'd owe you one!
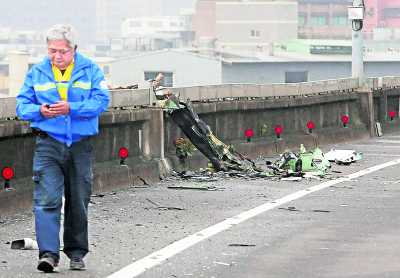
[341,115,349,125]
[1,167,14,181]
[389,111,396,120]
[274,125,283,136]
[118,147,129,159]
[244,128,254,138]
[307,121,315,130]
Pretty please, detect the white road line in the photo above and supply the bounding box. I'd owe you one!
[373,140,400,144]
[345,144,400,148]
[106,158,400,278]
[363,153,400,157]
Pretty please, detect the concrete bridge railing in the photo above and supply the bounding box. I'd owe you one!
[2,76,400,214]
[3,77,400,119]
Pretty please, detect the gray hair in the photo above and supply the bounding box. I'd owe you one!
[46,24,77,49]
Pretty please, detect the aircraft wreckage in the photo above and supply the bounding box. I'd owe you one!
[150,74,361,179]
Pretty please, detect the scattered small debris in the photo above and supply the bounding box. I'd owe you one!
[281,177,302,182]
[167,185,220,191]
[213,261,230,266]
[157,207,185,211]
[146,198,160,207]
[331,170,343,173]
[11,238,38,250]
[330,185,354,189]
[145,198,185,211]
[92,193,105,198]
[279,206,300,212]
[228,243,256,247]
[137,176,150,185]
[312,209,331,213]
[325,149,363,165]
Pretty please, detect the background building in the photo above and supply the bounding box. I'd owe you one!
[364,0,400,40]
[298,0,351,40]
[109,49,222,88]
[0,0,97,45]
[0,0,196,45]
[121,15,194,51]
[193,0,298,51]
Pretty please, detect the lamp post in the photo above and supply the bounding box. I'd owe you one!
[349,0,365,87]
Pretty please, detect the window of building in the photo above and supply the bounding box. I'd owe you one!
[250,30,260,38]
[144,71,173,87]
[383,8,400,18]
[310,15,327,26]
[148,21,163,28]
[332,16,348,26]
[299,14,307,26]
[285,71,308,83]
[130,21,142,28]
[103,65,110,75]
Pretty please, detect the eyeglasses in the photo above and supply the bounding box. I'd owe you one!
[48,48,73,55]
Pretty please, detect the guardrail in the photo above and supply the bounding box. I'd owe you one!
[1,76,400,119]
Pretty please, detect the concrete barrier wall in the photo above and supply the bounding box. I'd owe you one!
[2,77,398,119]
[2,77,400,214]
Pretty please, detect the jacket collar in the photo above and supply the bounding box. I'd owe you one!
[36,52,91,81]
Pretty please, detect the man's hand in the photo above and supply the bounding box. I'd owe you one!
[40,104,56,118]
[48,101,70,116]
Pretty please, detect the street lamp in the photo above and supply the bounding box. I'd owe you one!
[349,0,365,86]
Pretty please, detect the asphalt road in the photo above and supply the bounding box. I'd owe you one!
[1,133,400,278]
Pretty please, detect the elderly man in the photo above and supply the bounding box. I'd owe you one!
[16,24,109,272]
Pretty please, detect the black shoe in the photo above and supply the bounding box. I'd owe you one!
[70,257,85,270]
[37,255,57,273]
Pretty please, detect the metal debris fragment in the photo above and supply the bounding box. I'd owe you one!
[145,198,185,210]
[10,238,38,250]
[325,149,363,165]
[312,209,331,213]
[278,206,300,212]
[167,185,220,191]
[228,243,256,247]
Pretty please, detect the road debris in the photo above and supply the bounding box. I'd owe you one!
[10,238,38,250]
[325,149,363,165]
[279,206,300,212]
[228,243,256,247]
[145,198,185,211]
[167,184,221,191]
[268,144,331,179]
[213,261,231,266]
[152,74,362,182]
[312,209,331,213]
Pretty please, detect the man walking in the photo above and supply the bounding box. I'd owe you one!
[16,24,109,272]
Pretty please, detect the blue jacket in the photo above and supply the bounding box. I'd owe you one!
[16,53,110,146]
